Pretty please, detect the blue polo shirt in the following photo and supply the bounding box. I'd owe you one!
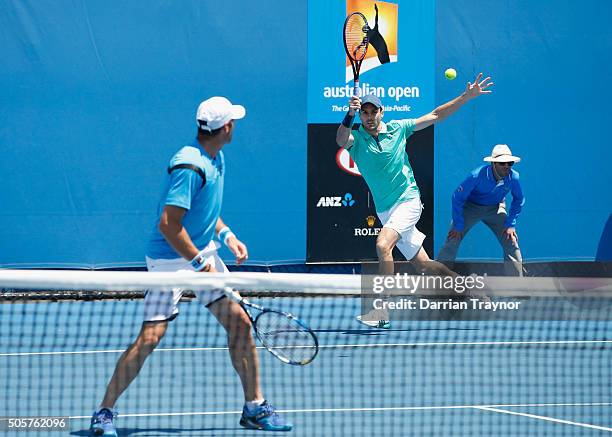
[452,165,525,231]
[146,140,225,259]
[348,119,420,212]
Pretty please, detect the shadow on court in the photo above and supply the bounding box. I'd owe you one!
[71,426,243,436]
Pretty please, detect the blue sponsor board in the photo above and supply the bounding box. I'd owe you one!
[307,0,435,124]
[307,0,435,263]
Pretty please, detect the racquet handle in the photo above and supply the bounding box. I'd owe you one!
[223,286,243,304]
[353,80,361,97]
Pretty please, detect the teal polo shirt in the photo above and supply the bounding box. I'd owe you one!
[347,119,420,212]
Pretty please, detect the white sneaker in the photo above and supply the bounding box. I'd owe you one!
[355,308,391,329]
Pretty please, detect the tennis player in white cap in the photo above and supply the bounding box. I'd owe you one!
[438,144,525,276]
[90,97,292,436]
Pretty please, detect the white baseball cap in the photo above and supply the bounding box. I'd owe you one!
[196,97,246,132]
[483,144,521,163]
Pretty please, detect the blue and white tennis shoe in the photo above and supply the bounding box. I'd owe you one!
[240,401,293,431]
[89,408,117,436]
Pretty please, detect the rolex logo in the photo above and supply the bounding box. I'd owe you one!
[355,215,381,237]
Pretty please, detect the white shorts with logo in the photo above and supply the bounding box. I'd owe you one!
[377,197,426,260]
[143,240,228,322]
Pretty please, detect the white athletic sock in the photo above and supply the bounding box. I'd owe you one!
[245,398,265,413]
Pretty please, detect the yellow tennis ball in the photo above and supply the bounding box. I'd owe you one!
[445,68,457,80]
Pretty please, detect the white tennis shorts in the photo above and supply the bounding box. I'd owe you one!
[143,240,228,322]
[377,197,426,261]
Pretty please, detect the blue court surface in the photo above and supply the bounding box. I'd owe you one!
[1,297,611,436]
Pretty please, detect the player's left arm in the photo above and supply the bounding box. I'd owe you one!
[414,73,493,131]
[216,217,248,265]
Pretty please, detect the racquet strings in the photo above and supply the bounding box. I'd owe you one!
[344,14,369,61]
[255,311,317,365]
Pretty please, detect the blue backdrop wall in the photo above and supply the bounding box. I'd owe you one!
[434,0,611,262]
[1,0,610,268]
[1,0,307,267]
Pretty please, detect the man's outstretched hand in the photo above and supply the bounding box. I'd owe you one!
[465,73,493,99]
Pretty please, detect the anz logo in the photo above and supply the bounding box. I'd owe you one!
[316,193,356,208]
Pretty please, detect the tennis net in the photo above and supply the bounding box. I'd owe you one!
[1,269,611,436]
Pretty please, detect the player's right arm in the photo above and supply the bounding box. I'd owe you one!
[158,205,199,261]
[159,164,216,272]
[335,95,361,149]
[158,205,217,272]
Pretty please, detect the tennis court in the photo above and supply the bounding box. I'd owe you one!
[2,1,611,436]
[2,282,611,436]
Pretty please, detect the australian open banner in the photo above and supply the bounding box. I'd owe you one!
[307,0,436,263]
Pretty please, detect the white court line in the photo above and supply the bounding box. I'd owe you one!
[0,347,227,357]
[474,406,612,432]
[68,402,612,420]
[1,339,611,357]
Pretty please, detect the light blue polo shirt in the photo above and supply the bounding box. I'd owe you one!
[347,119,419,212]
[146,140,225,259]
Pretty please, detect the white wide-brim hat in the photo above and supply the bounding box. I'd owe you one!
[483,144,521,163]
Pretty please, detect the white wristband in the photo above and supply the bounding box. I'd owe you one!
[190,251,210,272]
[217,226,235,246]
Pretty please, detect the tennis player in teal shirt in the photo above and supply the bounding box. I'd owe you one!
[336,73,493,328]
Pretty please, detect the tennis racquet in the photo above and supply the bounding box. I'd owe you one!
[223,287,319,366]
[343,12,370,96]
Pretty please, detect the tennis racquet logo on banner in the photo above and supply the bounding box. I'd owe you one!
[344,1,398,86]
